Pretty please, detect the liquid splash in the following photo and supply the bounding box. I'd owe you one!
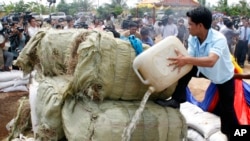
[122,87,155,141]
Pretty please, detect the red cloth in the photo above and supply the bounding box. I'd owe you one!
[234,79,250,125]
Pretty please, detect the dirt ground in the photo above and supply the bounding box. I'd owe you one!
[1,63,250,140]
[0,91,28,140]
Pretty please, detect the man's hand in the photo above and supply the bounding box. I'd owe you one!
[167,49,186,73]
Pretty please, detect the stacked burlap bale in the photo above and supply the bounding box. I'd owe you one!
[64,30,177,101]
[34,75,72,140]
[14,28,89,76]
[6,97,31,140]
[62,95,186,141]
[12,29,187,141]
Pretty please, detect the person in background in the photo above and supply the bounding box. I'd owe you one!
[234,17,249,68]
[27,17,39,37]
[105,15,115,29]
[142,13,149,26]
[220,19,239,54]
[211,16,220,31]
[121,22,141,39]
[55,24,63,29]
[89,18,103,31]
[64,17,75,30]
[217,16,225,29]
[154,6,238,141]
[0,34,13,71]
[146,17,156,41]
[161,15,178,39]
[140,26,154,46]
[9,24,26,59]
[154,20,163,37]
[177,18,189,48]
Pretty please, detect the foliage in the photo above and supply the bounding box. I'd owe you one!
[4,0,250,20]
[164,8,174,16]
[79,0,94,12]
[213,0,250,16]
[198,0,206,6]
[57,0,69,14]
[129,7,153,18]
[96,0,126,19]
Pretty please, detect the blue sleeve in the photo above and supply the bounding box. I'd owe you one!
[210,37,228,57]
[187,36,195,57]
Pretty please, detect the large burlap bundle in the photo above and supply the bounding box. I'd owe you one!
[35,75,72,140]
[7,97,31,140]
[65,31,177,101]
[62,96,187,141]
[14,29,89,76]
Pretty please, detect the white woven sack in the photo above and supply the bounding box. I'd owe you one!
[186,111,221,139]
[180,102,204,115]
[0,70,24,82]
[0,80,15,89]
[208,131,228,141]
[29,78,39,136]
[180,102,221,139]
[187,128,205,141]
[1,85,28,92]
[14,79,29,87]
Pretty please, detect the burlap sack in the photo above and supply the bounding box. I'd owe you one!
[35,75,72,140]
[14,29,89,76]
[65,31,177,101]
[62,96,187,141]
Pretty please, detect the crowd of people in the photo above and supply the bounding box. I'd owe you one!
[0,11,191,72]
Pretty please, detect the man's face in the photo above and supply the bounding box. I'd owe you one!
[30,19,37,27]
[187,17,200,36]
[129,27,137,34]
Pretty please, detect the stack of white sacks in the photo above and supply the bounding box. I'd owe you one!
[180,102,228,141]
[0,70,30,92]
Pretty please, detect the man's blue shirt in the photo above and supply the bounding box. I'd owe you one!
[188,28,234,84]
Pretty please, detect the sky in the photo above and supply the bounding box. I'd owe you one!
[1,0,250,7]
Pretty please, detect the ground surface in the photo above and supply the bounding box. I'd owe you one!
[1,63,250,140]
[0,91,28,140]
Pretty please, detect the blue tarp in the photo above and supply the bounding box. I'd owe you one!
[186,80,250,112]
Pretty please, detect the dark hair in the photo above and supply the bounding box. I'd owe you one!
[28,17,35,23]
[129,21,138,28]
[186,6,212,29]
[225,20,233,28]
[104,27,120,38]
[66,16,73,23]
[55,24,62,29]
[140,27,150,36]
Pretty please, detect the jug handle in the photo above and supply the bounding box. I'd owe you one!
[133,67,149,85]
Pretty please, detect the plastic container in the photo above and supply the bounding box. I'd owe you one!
[133,36,193,93]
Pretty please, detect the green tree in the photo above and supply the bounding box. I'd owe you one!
[3,2,15,14]
[238,0,248,16]
[214,0,229,15]
[198,0,206,6]
[96,0,127,19]
[110,0,128,7]
[79,0,94,12]
[26,2,42,13]
[57,0,69,14]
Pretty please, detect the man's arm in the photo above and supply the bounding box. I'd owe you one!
[168,49,219,71]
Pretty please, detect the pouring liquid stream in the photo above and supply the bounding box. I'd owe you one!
[122,86,155,141]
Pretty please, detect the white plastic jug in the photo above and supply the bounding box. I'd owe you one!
[133,36,193,93]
